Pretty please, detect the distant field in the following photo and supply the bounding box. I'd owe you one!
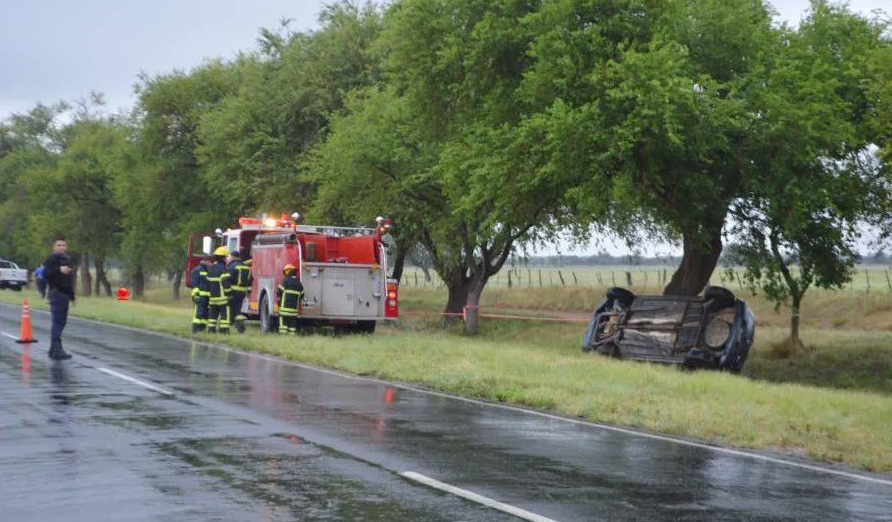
[401,264,892,294]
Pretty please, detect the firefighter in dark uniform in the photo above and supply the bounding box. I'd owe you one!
[277,264,304,334]
[42,235,75,360]
[228,250,252,334]
[206,246,232,333]
[190,255,212,333]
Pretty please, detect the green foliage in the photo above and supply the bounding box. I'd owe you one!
[726,1,892,341]
[197,1,385,216]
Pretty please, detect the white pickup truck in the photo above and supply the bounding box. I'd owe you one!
[0,259,28,291]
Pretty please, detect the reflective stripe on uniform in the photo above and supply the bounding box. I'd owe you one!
[277,285,303,316]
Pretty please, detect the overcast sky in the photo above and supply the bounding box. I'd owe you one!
[1,0,888,256]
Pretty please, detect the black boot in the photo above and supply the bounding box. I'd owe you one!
[49,339,72,360]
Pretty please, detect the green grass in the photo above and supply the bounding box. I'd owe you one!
[3,286,892,474]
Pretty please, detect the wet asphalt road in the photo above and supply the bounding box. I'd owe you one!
[0,305,890,522]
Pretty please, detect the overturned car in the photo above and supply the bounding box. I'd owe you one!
[582,286,755,372]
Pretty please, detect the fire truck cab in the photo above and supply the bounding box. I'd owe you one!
[186,213,398,334]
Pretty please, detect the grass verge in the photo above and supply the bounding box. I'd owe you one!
[3,288,892,474]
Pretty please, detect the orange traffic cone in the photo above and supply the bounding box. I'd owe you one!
[15,299,37,344]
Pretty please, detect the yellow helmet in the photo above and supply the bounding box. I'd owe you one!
[283,264,296,275]
[213,246,230,257]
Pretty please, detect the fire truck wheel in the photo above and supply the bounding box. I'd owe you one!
[356,321,376,334]
[259,296,276,333]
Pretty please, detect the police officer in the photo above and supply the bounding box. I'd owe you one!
[42,235,75,360]
[276,264,304,335]
[205,246,232,333]
[189,255,212,333]
[228,250,252,334]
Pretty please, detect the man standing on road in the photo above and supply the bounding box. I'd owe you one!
[42,236,75,360]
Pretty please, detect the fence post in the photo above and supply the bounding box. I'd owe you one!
[572,272,578,285]
[625,271,632,286]
[612,272,616,286]
[549,272,554,286]
[597,272,603,286]
[885,270,891,292]
[539,270,543,287]
[507,271,513,288]
[528,269,532,287]
[558,271,566,286]
[866,270,871,293]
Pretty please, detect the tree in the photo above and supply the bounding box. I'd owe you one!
[727,1,892,348]
[196,1,385,217]
[311,0,601,333]
[129,60,243,297]
[519,0,781,295]
[0,102,68,268]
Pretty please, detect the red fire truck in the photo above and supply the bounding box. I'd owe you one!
[185,213,398,333]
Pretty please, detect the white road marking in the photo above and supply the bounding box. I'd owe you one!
[400,471,559,522]
[3,305,891,487]
[1,331,19,340]
[97,367,174,396]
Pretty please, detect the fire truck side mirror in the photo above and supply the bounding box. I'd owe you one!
[202,236,213,255]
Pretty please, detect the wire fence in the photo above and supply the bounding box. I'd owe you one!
[400,265,892,294]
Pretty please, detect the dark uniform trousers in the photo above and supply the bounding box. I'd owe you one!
[230,290,246,333]
[49,288,70,342]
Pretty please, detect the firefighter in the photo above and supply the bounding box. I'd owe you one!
[189,255,212,333]
[206,246,232,333]
[228,250,252,334]
[276,264,304,335]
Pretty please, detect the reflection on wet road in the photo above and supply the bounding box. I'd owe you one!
[1,305,890,521]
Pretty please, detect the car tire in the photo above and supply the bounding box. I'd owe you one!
[704,286,735,308]
[606,287,635,308]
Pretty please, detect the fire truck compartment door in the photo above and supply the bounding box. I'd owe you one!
[322,278,355,316]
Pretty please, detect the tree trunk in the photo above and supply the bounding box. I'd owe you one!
[422,266,432,282]
[390,248,406,284]
[664,225,723,296]
[441,273,472,329]
[95,257,112,296]
[80,252,92,297]
[171,268,182,300]
[463,274,488,335]
[132,266,145,298]
[790,292,804,351]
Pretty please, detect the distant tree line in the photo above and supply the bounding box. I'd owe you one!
[1,0,891,340]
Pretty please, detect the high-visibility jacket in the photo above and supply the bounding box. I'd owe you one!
[189,264,209,300]
[229,260,252,293]
[206,261,231,306]
[277,274,304,316]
